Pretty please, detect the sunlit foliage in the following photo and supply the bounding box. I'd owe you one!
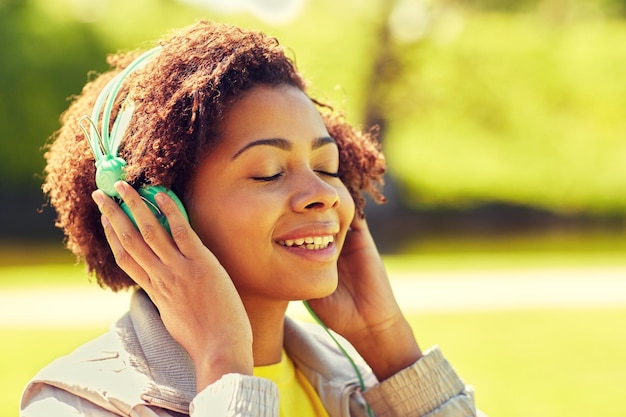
[1,0,625,215]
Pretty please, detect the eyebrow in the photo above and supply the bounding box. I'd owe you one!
[232,136,336,159]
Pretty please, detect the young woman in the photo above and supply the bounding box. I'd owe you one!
[21,21,481,417]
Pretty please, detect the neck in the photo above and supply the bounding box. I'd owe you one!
[241,295,289,366]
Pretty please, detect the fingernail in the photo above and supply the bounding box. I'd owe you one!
[155,192,168,206]
[92,191,105,207]
[101,214,110,227]
[114,181,126,198]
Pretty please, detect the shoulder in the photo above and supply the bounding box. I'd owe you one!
[21,313,151,415]
[28,321,131,383]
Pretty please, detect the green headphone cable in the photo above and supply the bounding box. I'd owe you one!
[302,301,375,417]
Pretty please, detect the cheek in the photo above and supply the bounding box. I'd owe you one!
[190,200,245,247]
[188,192,273,260]
[188,198,280,292]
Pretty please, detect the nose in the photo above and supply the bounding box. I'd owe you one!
[291,170,340,212]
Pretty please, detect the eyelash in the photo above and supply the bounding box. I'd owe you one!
[320,170,340,178]
[253,173,283,182]
[252,170,339,182]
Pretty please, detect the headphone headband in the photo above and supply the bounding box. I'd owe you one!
[79,46,162,197]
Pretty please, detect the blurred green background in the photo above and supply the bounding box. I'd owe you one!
[2,0,626,416]
[3,0,626,242]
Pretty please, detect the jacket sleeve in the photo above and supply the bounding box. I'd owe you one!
[21,375,280,417]
[190,373,279,417]
[21,384,126,417]
[361,346,480,417]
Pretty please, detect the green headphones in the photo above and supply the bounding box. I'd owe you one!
[79,46,188,234]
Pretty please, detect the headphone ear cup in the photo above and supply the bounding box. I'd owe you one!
[95,156,127,198]
[119,185,189,235]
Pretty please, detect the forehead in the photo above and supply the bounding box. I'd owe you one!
[216,84,329,148]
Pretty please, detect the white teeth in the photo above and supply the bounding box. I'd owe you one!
[278,235,334,250]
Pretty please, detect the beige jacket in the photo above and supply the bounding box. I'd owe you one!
[21,290,479,417]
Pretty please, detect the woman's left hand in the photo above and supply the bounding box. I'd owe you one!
[306,215,422,381]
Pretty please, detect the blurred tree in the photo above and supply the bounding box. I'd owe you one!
[389,11,626,215]
[2,0,626,242]
[466,0,626,16]
[0,0,108,191]
[0,0,226,238]
[0,0,110,238]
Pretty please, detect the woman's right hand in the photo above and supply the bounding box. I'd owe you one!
[92,181,253,392]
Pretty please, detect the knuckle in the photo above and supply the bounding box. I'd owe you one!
[120,231,135,249]
[141,224,158,244]
[151,273,175,295]
[124,196,142,212]
[112,247,133,268]
[158,198,176,216]
[170,224,188,242]
[100,203,117,219]
[123,198,143,216]
[154,277,171,293]
[101,218,113,238]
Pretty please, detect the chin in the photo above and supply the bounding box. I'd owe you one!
[296,274,338,301]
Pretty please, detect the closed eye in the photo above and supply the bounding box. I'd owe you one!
[253,170,338,182]
[252,173,283,182]
[316,170,339,178]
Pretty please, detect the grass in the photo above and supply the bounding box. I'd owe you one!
[4,308,625,416]
[3,238,625,416]
[4,229,626,286]
[411,307,626,417]
[1,264,93,288]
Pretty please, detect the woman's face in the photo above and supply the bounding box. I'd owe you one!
[188,84,355,302]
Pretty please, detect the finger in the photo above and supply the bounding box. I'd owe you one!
[349,213,368,231]
[99,213,152,288]
[154,192,208,259]
[113,181,180,264]
[92,188,162,276]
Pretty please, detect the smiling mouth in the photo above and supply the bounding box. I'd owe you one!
[277,235,335,250]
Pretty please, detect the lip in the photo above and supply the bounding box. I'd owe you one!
[275,238,338,263]
[274,222,340,243]
[274,222,341,263]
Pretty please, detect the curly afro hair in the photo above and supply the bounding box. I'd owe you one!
[43,20,386,291]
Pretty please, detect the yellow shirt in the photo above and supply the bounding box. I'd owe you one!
[254,351,329,417]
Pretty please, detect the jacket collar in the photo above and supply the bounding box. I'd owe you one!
[283,315,376,417]
[126,289,196,412]
[22,291,193,415]
[25,290,373,416]
[129,290,373,414]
